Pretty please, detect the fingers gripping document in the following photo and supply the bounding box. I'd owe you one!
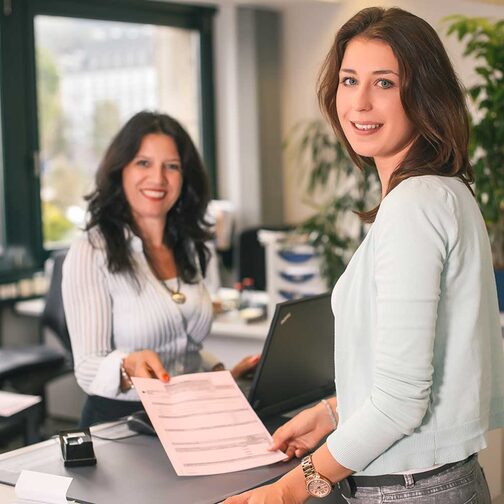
[131,371,286,476]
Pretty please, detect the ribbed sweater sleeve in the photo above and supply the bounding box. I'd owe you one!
[62,235,126,398]
[326,179,458,471]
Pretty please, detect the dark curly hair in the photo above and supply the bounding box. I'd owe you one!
[318,7,474,222]
[85,111,213,283]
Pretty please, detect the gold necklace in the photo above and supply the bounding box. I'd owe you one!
[144,248,186,304]
[162,276,186,304]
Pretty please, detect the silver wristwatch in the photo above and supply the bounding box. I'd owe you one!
[301,455,333,498]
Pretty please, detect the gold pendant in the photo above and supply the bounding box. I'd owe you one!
[171,292,186,304]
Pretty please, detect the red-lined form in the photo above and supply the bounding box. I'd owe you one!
[131,371,286,476]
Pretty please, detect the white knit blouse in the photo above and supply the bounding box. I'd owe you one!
[62,227,216,400]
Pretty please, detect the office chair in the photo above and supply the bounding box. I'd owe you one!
[40,250,73,361]
[0,250,72,444]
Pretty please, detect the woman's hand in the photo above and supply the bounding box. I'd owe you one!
[230,354,260,379]
[223,480,304,504]
[271,400,336,460]
[123,350,170,382]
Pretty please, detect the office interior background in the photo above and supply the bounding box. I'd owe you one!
[0,0,503,501]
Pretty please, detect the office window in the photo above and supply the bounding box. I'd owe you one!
[0,0,216,277]
[35,16,202,247]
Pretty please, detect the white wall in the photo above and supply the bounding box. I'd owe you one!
[213,3,258,229]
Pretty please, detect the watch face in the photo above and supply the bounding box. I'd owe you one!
[307,478,332,497]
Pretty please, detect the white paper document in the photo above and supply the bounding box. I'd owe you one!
[132,371,286,476]
[13,470,73,504]
[0,392,41,417]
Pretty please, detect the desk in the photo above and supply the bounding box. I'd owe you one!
[0,295,45,346]
[17,299,504,333]
[0,481,13,501]
[16,300,504,368]
[0,401,43,446]
[205,315,270,368]
[0,422,341,504]
[15,299,271,368]
[0,426,501,504]
[12,298,44,318]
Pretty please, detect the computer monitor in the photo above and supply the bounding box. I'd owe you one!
[248,292,335,419]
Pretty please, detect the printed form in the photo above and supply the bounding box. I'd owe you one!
[132,372,286,476]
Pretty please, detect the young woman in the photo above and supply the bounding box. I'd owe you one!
[62,111,257,427]
[225,7,503,504]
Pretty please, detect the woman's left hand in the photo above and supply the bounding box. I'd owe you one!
[223,481,304,504]
[230,354,260,379]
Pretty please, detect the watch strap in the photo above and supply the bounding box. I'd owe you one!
[301,455,317,481]
[301,455,333,492]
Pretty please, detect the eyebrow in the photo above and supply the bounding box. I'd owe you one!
[134,154,181,161]
[340,68,399,76]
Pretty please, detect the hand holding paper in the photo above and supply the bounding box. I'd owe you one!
[132,371,286,476]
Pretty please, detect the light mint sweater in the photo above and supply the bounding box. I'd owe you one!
[327,175,504,475]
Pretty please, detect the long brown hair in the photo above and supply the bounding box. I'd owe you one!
[86,111,213,283]
[318,7,474,222]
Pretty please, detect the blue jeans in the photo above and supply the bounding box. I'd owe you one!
[341,456,491,503]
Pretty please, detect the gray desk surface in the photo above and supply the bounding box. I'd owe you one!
[0,422,299,504]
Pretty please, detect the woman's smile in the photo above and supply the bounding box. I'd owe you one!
[350,121,384,134]
[140,188,168,200]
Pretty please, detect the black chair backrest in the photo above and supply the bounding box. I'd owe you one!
[41,250,72,356]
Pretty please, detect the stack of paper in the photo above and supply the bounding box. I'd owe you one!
[13,470,74,503]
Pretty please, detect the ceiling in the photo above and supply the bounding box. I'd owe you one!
[187,0,504,9]
[229,0,504,8]
[468,0,504,4]
[230,0,504,6]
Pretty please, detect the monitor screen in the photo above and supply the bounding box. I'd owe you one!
[248,292,335,418]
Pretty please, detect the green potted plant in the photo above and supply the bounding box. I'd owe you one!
[285,120,380,287]
[445,15,504,309]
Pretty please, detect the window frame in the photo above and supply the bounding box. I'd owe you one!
[0,0,217,280]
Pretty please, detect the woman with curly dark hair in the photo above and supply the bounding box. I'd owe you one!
[62,111,257,427]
